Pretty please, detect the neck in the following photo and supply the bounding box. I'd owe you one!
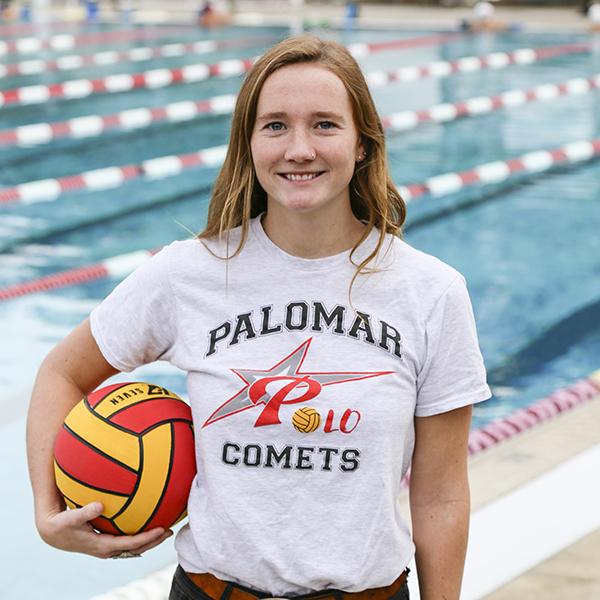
[261,204,366,259]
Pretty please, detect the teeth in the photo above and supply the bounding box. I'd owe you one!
[285,173,319,181]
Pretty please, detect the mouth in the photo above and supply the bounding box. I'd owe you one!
[278,171,325,182]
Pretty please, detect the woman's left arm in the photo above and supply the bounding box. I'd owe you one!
[409,404,473,600]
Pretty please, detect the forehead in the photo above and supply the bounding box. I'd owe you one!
[256,63,353,114]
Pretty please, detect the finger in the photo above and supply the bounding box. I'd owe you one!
[96,527,166,557]
[61,502,104,527]
[131,529,174,555]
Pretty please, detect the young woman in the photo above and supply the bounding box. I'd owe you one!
[27,35,490,600]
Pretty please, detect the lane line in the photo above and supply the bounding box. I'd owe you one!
[1,137,600,297]
[0,34,490,108]
[0,35,278,79]
[0,42,592,147]
[0,25,206,57]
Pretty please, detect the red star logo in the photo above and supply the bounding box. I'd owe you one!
[203,338,392,428]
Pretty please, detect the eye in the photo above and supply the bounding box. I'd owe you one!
[264,122,285,131]
[317,121,337,130]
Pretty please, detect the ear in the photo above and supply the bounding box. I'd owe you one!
[356,140,366,163]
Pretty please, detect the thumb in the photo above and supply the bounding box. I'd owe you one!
[74,502,104,524]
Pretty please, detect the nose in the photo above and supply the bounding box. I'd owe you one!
[283,128,315,162]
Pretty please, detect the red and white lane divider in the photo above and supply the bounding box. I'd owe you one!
[398,138,600,201]
[0,247,159,302]
[366,41,590,87]
[382,73,600,132]
[0,40,593,147]
[0,35,465,108]
[0,35,278,79]
[0,33,458,81]
[468,371,600,454]
[0,56,259,108]
[344,32,461,56]
[0,94,238,147]
[0,26,201,57]
[0,71,596,149]
[0,20,78,37]
[0,144,228,205]
[1,132,599,207]
[2,137,600,299]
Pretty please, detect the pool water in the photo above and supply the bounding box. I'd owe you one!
[1,21,599,600]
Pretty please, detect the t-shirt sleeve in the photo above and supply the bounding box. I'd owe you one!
[89,245,176,373]
[415,275,491,417]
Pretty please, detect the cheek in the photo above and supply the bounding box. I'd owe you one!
[250,143,268,183]
[332,148,359,180]
[251,140,277,173]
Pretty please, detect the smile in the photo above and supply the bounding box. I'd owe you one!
[279,172,325,182]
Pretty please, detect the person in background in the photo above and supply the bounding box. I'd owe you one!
[198,1,232,28]
[581,0,594,15]
[0,0,14,20]
[345,1,360,31]
[83,0,99,23]
[588,1,600,31]
[460,0,521,32]
[27,35,491,600]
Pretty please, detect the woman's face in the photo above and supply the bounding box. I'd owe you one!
[250,63,364,218]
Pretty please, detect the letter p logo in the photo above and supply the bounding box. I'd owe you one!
[249,376,322,427]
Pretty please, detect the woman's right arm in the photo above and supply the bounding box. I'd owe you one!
[26,318,171,557]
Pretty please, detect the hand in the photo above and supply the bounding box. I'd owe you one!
[37,501,173,558]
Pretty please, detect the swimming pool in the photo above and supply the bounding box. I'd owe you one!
[1,20,599,600]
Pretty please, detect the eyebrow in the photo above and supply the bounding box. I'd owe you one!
[256,111,346,122]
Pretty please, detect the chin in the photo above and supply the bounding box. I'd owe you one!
[275,196,324,213]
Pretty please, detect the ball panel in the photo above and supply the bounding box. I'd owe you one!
[54,461,128,518]
[173,508,188,526]
[55,425,137,495]
[93,382,183,418]
[90,515,123,535]
[64,497,78,510]
[142,421,195,531]
[65,401,140,471]
[109,398,192,434]
[113,422,173,534]
[87,382,131,409]
[293,414,309,427]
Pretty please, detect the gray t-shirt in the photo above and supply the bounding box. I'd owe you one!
[90,215,490,596]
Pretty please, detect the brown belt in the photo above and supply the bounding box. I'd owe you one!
[184,570,409,600]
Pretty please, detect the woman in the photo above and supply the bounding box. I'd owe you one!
[27,35,490,600]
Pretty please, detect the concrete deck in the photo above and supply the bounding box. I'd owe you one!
[469,396,600,599]
[398,395,600,598]
[50,1,594,33]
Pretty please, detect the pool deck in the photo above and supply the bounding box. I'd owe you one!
[53,1,594,33]
[398,392,600,599]
[473,396,600,599]
[15,2,600,599]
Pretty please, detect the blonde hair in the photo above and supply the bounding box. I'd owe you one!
[199,35,406,285]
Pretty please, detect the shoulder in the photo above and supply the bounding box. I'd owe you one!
[385,234,463,286]
[161,223,246,264]
[372,234,467,317]
[153,224,251,287]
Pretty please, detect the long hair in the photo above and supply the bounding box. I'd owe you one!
[198,35,406,285]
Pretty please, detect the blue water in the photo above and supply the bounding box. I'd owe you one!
[1,21,600,600]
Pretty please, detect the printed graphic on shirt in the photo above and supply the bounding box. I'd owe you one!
[220,441,361,472]
[205,301,402,360]
[202,338,392,429]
